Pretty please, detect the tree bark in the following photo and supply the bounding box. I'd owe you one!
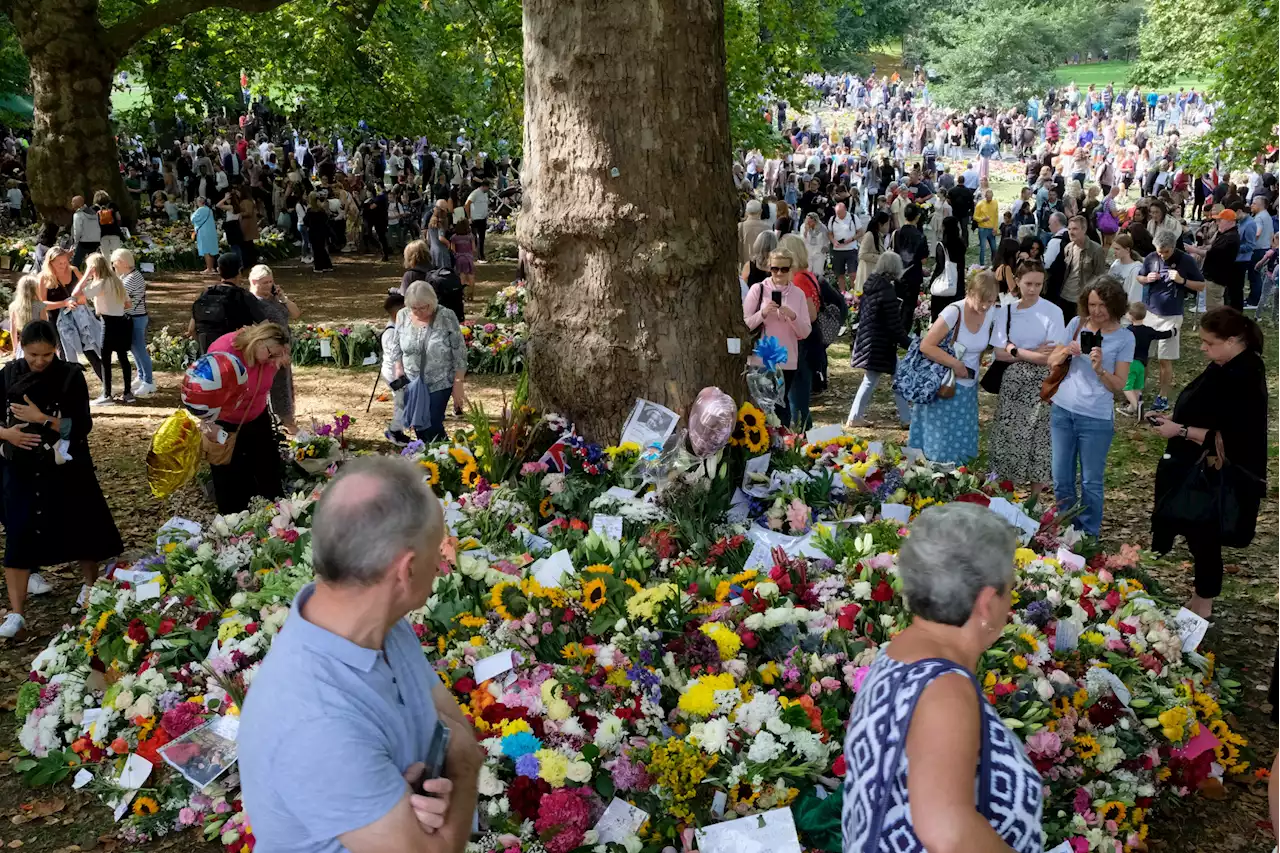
[9,0,129,224]
[520,0,746,443]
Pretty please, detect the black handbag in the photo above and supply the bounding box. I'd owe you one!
[1153,431,1262,536]
[980,305,1013,394]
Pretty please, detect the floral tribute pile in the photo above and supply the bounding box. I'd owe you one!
[14,400,1250,853]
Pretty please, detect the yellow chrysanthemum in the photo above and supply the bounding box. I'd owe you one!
[457,613,486,629]
[699,622,742,660]
[678,673,736,717]
[418,460,441,485]
[1012,655,1028,671]
[448,447,474,465]
[581,578,607,612]
[584,564,614,575]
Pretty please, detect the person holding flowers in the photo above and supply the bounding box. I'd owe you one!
[743,249,812,426]
[842,502,1042,853]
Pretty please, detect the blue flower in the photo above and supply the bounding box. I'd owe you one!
[514,752,540,778]
[502,730,542,759]
[754,336,788,371]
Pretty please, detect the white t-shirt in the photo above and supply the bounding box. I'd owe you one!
[938,300,997,387]
[466,188,489,220]
[83,278,128,317]
[1109,259,1143,305]
[989,297,1065,350]
[828,213,859,248]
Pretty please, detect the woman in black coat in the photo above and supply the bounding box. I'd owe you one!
[929,216,966,320]
[845,254,912,428]
[0,321,122,638]
[1150,307,1267,619]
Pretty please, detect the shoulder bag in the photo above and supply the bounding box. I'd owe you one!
[1153,431,1264,537]
[929,244,958,297]
[1039,322,1080,402]
[980,306,1014,394]
[892,310,962,404]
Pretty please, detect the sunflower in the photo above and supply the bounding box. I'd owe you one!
[1098,801,1126,823]
[460,463,480,489]
[743,425,769,454]
[582,578,607,612]
[584,563,614,575]
[538,496,554,518]
[490,582,516,621]
[448,447,475,465]
[419,460,441,486]
[457,613,487,629]
[1074,734,1101,760]
[738,402,764,430]
[132,796,160,817]
[624,578,643,594]
[804,443,823,459]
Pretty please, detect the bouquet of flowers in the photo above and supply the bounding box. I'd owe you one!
[485,282,528,322]
[288,412,353,473]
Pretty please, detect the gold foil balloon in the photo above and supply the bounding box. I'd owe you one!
[147,409,204,499]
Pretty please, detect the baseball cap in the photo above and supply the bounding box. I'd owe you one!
[1212,208,1237,221]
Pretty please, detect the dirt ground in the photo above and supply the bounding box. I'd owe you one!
[0,235,1273,851]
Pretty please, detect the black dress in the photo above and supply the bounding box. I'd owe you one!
[1152,350,1267,596]
[0,359,122,570]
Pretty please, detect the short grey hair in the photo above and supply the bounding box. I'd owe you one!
[874,251,904,278]
[751,230,778,269]
[1153,231,1177,250]
[312,456,443,585]
[745,199,762,217]
[404,279,438,310]
[898,503,1016,626]
[1049,211,1068,231]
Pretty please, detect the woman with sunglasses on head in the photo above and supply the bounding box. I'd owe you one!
[0,320,122,638]
[743,249,812,427]
[206,322,291,514]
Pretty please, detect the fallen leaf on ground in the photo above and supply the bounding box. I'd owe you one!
[1224,564,1243,575]
[1198,777,1229,800]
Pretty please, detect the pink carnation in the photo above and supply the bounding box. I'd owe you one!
[533,788,595,853]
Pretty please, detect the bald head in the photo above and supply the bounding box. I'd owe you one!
[312,456,442,586]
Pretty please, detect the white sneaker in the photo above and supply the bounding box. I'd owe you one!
[91,395,116,407]
[135,382,156,397]
[74,584,92,611]
[0,613,26,639]
[26,573,51,596]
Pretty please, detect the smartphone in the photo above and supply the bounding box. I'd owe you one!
[416,722,451,794]
[1080,330,1101,353]
[770,290,783,305]
[1144,414,1163,427]
[389,376,410,391]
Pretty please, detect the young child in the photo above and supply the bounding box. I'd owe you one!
[381,291,410,446]
[998,210,1017,242]
[1249,230,1280,324]
[1118,302,1175,418]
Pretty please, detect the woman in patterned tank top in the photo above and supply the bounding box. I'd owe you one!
[842,503,1043,853]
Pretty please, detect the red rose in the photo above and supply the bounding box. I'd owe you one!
[569,518,588,532]
[157,618,176,636]
[838,603,862,630]
[1104,589,1121,611]
[1118,620,1136,635]
[739,631,759,649]
[955,492,991,507]
[871,580,894,602]
[194,613,214,631]
[454,677,476,694]
[999,479,1015,493]
[508,776,551,820]
[126,619,149,645]
[832,754,847,776]
[1079,597,1096,619]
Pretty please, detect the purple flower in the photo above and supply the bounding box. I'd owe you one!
[608,753,652,791]
[515,753,540,778]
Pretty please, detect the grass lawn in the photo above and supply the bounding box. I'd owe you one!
[1052,60,1211,94]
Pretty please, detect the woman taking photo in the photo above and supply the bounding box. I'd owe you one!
[1150,307,1266,618]
[0,320,122,638]
[247,265,300,434]
[1047,275,1134,536]
[855,211,890,292]
[907,271,998,464]
[845,252,911,428]
[743,249,813,427]
[206,322,290,514]
[988,260,1064,499]
[842,503,1042,853]
[386,280,468,442]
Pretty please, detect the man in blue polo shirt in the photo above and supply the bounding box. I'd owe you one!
[239,456,482,853]
[1138,232,1206,411]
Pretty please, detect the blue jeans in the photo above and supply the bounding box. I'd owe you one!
[788,348,812,431]
[1050,404,1114,536]
[847,370,911,424]
[130,314,153,384]
[418,385,453,442]
[978,227,997,266]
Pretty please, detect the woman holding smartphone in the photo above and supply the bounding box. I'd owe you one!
[1046,276,1134,536]
[743,249,813,427]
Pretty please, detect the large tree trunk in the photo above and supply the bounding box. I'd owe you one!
[9,0,130,225]
[521,0,746,443]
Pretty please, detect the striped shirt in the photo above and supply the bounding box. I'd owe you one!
[122,269,147,317]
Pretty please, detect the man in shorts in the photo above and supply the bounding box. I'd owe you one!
[1137,232,1205,411]
[828,202,861,291]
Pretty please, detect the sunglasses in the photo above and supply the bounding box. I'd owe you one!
[770,266,792,273]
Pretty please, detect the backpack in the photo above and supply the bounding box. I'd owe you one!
[192,286,237,354]
[97,207,114,226]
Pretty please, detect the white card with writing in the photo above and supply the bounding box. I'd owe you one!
[135,581,162,602]
[1056,548,1086,571]
[532,549,575,588]
[742,452,772,497]
[742,538,774,571]
[604,486,637,501]
[880,503,911,524]
[208,715,240,741]
[72,768,93,790]
[696,807,803,853]
[111,753,153,821]
[473,650,515,684]
[1088,665,1132,707]
[591,514,624,540]
[81,708,101,734]
[1055,619,1081,652]
[727,488,752,523]
[593,798,650,845]
[1174,607,1210,653]
[903,446,925,463]
[711,789,728,818]
[513,525,552,553]
[140,262,156,273]
[805,424,843,445]
[726,337,741,354]
[319,337,332,358]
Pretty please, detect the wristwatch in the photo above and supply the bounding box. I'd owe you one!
[1009,346,1019,358]
[1178,425,1189,439]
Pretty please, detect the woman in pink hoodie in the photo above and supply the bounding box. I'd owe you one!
[742,249,812,424]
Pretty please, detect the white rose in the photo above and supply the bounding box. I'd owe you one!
[566,760,592,783]
[113,690,134,712]
[852,581,872,600]
[754,581,780,599]
[477,765,505,796]
[1035,679,1054,702]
